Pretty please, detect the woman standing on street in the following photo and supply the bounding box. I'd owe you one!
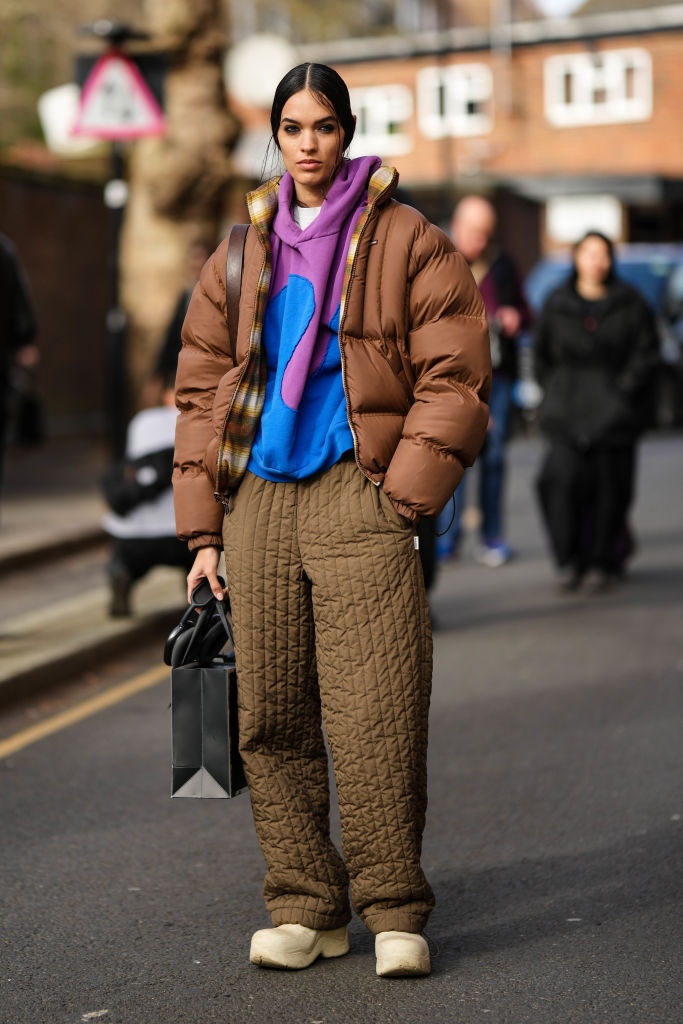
[173,63,490,977]
[534,231,658,592]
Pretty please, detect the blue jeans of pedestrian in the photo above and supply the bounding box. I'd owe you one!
[436,373,513,558]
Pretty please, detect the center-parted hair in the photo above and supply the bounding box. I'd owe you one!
[270,63,356,153]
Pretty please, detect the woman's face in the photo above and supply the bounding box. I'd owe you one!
[574,236,612,286]
[277,89,345,203]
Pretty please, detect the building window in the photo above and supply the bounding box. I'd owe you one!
[544,48,652,127]
[416,64,493,139]
[349,84,413,156]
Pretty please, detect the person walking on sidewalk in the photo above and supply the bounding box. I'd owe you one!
[0,234,38,501]
[534,231,658,592]
[173,63,490,977]
[435,196,529,567]
[102,384,193,617]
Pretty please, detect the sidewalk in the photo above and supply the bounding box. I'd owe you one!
[0,438,186,704]
[0,437,106,570]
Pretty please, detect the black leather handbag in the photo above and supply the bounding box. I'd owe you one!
[165,579,247,799]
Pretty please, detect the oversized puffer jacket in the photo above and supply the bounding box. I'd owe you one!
[174,166,491,550]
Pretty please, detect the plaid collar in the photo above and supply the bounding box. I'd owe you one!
[246,176,281,240]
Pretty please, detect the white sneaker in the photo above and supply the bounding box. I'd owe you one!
[249,923,349,969]
[375,931,431,977]
[474,542,513,568]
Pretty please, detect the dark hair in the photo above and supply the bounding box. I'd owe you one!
[571,230,616,283]
[270,63,356,152]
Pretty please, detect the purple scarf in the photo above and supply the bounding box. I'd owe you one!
[268,155,382,411]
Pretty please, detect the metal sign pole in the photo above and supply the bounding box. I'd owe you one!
[104,138,128,459]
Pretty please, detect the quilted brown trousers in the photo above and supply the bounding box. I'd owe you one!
[222,456,434,934]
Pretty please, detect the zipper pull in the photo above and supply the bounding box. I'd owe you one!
[213,491,230,512]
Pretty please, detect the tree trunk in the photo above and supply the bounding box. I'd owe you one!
[119,0,238,401]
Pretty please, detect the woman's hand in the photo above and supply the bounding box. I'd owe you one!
[496,306,521,338]
[187,546,224,603]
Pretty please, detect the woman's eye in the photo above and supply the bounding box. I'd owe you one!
[283,125,299,134]
[319,124,335,133]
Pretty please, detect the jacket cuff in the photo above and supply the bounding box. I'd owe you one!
[187,533,223,552]
[173,470,224,544]
[384,436,465,518]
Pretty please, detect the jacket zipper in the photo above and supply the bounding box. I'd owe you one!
[338,205,380,485]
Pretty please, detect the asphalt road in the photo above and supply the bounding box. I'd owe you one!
[1,435,682,1024]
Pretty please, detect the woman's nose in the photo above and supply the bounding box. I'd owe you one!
[300,130,317,152]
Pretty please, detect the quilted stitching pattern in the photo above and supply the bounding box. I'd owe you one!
[222,459,434,934]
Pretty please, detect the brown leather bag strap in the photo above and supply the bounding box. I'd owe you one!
[225,223,249,364]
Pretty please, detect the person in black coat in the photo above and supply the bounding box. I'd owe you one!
[0,234,38,497]
[534,231,658,592]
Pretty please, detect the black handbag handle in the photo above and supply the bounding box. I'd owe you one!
[185,594,233,667]
[213,596,234,650]
[165,578,233,667]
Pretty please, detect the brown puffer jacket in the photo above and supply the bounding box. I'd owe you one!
[174,169,491,550]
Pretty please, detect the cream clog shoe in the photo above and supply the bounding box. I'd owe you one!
[250,923,349,969]
[375,930,431,977]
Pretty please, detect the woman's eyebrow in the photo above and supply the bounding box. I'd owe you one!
[280,116,338,125]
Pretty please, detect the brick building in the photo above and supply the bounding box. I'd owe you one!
[231,1,683,268]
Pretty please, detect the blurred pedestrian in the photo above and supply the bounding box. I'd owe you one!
[173,63,490,976]
[143,240,212,406]
[436,196,530,567]
[0,234,38,500]
[533,231,658,592]
[102,384,193,616]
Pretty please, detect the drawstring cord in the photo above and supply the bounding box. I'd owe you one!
[434,494,456,538]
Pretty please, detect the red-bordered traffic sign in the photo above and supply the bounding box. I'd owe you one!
[72,52,164,140]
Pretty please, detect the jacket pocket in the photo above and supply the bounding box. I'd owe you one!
[396,336,416,392]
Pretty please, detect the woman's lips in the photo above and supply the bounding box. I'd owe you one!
[298,161,321,169]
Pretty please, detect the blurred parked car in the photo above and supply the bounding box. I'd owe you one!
[525,244,683,429]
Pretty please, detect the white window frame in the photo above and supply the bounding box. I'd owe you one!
[417,63,493,139]
[348,84,414,157]
[544,48,652,127]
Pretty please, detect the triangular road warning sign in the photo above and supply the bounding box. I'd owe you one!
[72,52,164,140]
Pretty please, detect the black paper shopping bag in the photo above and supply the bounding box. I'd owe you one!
[171,657,247,799]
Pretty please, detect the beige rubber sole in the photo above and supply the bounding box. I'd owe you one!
[376,954,431,977]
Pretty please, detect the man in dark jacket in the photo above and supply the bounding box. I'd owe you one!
[0,234,38,498]
[436,196,530,566]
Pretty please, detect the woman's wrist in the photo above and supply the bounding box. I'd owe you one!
[187,533,223,552]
